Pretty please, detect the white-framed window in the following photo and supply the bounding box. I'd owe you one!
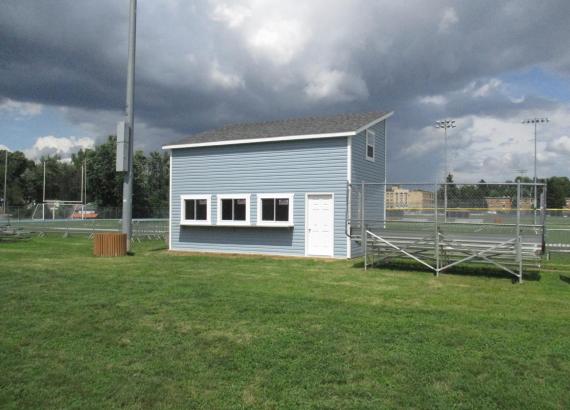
[256,193,294,227]
[366,129,375,161]
[217,194,251,225]
[180,194,211,225]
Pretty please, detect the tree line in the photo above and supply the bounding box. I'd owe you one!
[441,174,570,209]
[1,136,169,218]
[2,138,570,217]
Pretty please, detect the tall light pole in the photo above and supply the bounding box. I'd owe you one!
[434,120,456,182]
[120,0,137,250]
[435,120,456,222]
[522,117,548,220]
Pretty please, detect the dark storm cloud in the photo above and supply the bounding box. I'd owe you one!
[1,0,570,179]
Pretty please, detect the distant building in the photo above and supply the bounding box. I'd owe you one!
[386,186,409,209]
[408,190,434,209]
[386,187,434,209]
[519,197,533,210]
[485,196,512,210]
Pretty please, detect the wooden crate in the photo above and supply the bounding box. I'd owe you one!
[93,232,127,256]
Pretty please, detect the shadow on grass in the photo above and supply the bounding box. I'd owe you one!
[148,245,168,252]
[353,258,541,282]
[560,275,570,285]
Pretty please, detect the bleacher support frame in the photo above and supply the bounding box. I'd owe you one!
[347,182,546,283]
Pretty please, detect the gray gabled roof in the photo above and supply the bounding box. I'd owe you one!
[163,111,392,149]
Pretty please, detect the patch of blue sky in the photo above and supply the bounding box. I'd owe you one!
[501,66,570,103]
[0,106,83,152]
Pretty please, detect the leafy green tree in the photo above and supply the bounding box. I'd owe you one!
[546,177,570,209]
[79,136,123,209]
[2,151,35,206]
[147,151,169,216]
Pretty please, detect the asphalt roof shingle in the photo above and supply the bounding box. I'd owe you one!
[165,111,390,147]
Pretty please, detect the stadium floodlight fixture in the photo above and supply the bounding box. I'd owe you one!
[434,120,457,182]
[435,120,456,129]
[522,118,549,125]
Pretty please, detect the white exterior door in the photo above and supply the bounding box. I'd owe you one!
[306,194,334,257]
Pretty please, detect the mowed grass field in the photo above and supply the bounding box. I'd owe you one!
[1,237,569,409]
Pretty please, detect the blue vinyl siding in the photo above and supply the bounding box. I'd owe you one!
[170,137,348,257]
[351,120,386,257]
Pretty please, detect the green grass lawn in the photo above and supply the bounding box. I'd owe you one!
[1,237,569,409]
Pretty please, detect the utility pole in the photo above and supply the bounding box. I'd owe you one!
[42,160,46,202]
[120,0,137,250]
[514,169,527,179]
[522,117,548,224]
[80,161,84,205]
[83,157,87,204]
[42,160,46,220]
[434,120,456,222]
[2,149,7,214]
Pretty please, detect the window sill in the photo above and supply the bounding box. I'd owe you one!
[256,223,294,228]
[180,221,212,226]
[216,222,251,227]
[181,222,294,228]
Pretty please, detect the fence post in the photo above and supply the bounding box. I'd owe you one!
[533,181,537,226]
[541,184,546,254]
[444,183,448,223]
[516,182,522,283]
[364,224,368,270]
[434,182,439,276]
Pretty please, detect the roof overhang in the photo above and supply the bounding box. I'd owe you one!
[162,111,393,150]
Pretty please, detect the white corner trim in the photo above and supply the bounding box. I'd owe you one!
[162,131,353,150]
[180,194,212,225]
[353,111,394,134]
[168,151,172,250]
[384,120,388,223]
[347,136,352,184]
[216,193,251,226]
[256,193,294,227]
[347,136,352,259]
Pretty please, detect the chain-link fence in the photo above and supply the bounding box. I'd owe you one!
[545,209,570,253]
[1,204,168,241]
[347,182,547,281]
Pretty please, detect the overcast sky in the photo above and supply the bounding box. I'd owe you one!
[1,0,570,182]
